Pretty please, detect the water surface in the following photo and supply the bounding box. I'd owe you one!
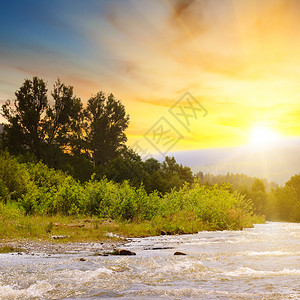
[0,222,299,299]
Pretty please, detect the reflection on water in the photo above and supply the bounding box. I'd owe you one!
[0,222,299,299]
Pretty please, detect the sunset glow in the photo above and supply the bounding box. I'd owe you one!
[0,0,299,152]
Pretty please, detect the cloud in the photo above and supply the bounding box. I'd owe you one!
[0,0,299,149]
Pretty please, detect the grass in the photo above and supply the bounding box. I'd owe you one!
[0,213,124,242]
[0,246,25,253]
[0,197,264,243]
[0,214,200,242]
[0,211,263,243]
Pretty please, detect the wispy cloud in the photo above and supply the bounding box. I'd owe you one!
[0,0,299,149]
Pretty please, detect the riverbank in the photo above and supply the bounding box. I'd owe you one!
[0,212,265,247]
[0,239,126,255]
[0,213,265,256]
[0,215,214,246]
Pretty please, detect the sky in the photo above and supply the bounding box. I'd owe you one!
[0,0,300,157]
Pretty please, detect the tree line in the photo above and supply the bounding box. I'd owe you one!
[197,172,300,222]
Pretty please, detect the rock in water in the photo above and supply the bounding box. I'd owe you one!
[113,249,136,256]
[174,251,186,255]
[77,258,86,261]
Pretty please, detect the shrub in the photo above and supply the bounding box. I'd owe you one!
[0,151,30,202]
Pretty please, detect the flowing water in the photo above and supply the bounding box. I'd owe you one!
[0,222,299,299]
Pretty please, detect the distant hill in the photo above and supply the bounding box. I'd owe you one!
[167,137,300,185]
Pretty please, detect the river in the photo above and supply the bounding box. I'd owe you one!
[0,222,299,299]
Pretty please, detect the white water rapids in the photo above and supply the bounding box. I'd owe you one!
[0,222,299,299]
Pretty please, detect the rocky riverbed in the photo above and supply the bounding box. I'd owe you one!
[0,239,126,255]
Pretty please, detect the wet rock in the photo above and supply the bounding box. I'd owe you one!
[77,258,86,261]
[174,251,186,255]
[144,246,174,250]
[111,249,136,256]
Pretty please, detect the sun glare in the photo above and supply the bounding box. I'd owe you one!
[248,126,281,148]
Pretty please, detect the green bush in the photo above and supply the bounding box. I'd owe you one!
[160,182,254,230]
[51,176,84,215]
[82,179,160,221]
[0,151,30,203]
[0,151,260,230]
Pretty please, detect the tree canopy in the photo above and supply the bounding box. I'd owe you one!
[86,91,129,166]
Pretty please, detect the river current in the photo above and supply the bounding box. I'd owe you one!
[0,222,299,299]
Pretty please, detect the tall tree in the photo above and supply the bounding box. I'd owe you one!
[45,79,84,155]
[285,174,300,200]
[85,91,129,166]
[250,179,267,214]
[1,77,48,157]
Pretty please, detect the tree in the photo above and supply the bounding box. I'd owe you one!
[285,174,300,200]
[1,77,48,157]
[274,174,300,222]
[85,91,129,166]
[161,156,193,183]
[144,158,161,174]
[148,156,194,194]
[45,79,84,155]
[250,179,267,214]
[100,147,146,186]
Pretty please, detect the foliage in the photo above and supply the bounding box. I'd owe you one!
[198,171,300,222]
[1,77,48,157]
[269,174,300,222]
[85,91,129,166]
[0,151,30,203]
[160,182,255,230]
[0,151,261,232]
[45,78,84,155]
[198,172,278,193]
[247,179,267,215]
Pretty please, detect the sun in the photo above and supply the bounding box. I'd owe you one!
[248,125,281,148]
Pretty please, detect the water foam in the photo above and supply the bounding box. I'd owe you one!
[243,251,300,256]
[0,281,54,300]
[61,266,113,283]
[225,267,300,277]
[123,286,285,299]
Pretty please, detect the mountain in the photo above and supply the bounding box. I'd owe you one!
[166,138,300,185]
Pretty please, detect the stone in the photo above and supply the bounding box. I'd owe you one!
[77,258,86,261]
[112,249,136,256]
[174,251,186,255]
